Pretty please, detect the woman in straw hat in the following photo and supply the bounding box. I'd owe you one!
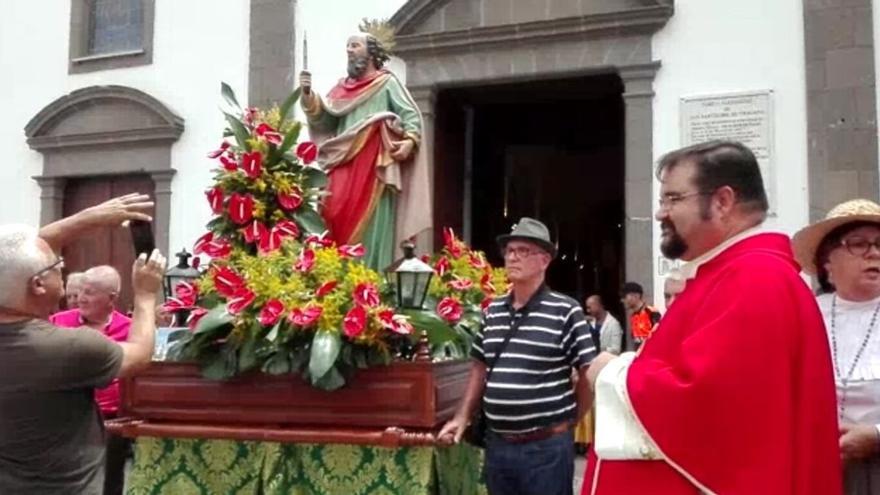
[793,199,880,493]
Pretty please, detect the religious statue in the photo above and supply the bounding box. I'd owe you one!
[299,20,431,269]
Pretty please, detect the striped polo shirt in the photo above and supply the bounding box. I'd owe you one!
[471,286,596,434]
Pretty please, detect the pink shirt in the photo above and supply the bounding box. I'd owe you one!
[49,309,131,416]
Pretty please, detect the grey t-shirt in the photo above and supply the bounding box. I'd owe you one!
[0,319,123,494]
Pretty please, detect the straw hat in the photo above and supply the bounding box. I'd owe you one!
[792,199,880,274]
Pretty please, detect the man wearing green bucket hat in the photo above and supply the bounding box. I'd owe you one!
[439,217,596,495]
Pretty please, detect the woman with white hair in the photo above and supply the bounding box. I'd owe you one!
[793,199,880,493]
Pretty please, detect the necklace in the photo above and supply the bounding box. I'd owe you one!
[829,294,880,421]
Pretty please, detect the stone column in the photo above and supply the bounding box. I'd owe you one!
[150,169,176,259]
[619,62,660,303]
[408,85,437,253]
[33,176,66,226]
[248,0,296,108]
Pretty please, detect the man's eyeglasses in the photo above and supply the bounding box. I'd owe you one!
[32,256,64,279]
[657,191,712,211]
[841,237,880,257]
[501,246,540,259]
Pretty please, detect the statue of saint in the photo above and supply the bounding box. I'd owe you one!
[299,22,431,269]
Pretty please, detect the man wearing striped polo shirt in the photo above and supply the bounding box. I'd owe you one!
[439,217,596,495]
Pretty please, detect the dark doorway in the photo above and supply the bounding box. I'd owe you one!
[434,74,625,313]
[62,174,156,313]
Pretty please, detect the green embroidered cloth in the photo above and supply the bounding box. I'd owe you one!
[126,437,487,495]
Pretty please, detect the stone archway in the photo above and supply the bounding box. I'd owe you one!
[391,0,672,300]
[24,85,184,258]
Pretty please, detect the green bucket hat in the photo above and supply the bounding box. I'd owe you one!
[496,217,557,258]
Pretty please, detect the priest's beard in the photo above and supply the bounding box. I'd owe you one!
[347,54,370,79]
[660,220,688,259]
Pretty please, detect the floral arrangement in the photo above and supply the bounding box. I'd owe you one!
[166,84,414,390]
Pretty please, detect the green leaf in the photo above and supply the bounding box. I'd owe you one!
[278,122,302,156]
[202,348,236,380]
[401,308,460,345]
[308,331,341,380]
[312,366,346,391]
[238,338,259,372]
[303,167,328,190]
[277,87,303,125]
[262,352,291,375]
[221,82,241,110]
[293,207,327,235]
[224,112,251,151]
[192,305,234,336]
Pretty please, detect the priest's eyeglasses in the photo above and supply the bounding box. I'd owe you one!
[841,237,880,257]
[32,256,64,278]
[657,191,712,211]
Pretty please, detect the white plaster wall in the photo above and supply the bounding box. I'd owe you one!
[0,0,250,256]
[651,0,810,304]
[875,0,880,188]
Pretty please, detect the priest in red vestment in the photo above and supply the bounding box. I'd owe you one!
[582,141,842,495]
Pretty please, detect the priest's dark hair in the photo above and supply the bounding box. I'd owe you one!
[656,140,769,220]
[365,35,391,69]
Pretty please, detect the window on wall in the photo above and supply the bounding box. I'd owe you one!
[69,0,155,74]
[88,0,144,55]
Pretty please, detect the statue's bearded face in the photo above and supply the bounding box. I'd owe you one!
[346,35,371,79]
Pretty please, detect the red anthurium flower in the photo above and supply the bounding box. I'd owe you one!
[377,308,395,329]
[353,283,380,307]
[256,123,283,145]
[316,280,338,298]
[437,297,463,323]
[243,107,259,125]
[338,243,366,259]
[434,257,450,277]
[449,277,474,291]
[295,142,318,164]
[174,282,199,307]
[481,298,492,312]
[343,305,367,338]
[304,231,333,247]
[191,256,201,269]
[241,151,263,179]
[193,232,214,255]
[207,141,231,159]
[242,220,268,244]
[227,287,256,315]
[258,228,282,253]
[391,314,413,335]
[289,304,322,327]
[212,266,245,298]
[206,187,225,214]
[204,237,232,259]
[277,190,303,211]
[187,307,208,330]
[480,273,496,294]
[228,193,255,225]
[161,297,188,312]
[258,299,285,326]
[294,248,316,272]
[219,155,238,171]
[443,227,464,258]
[273,219,300,240]
[469,253,487,269]
[420,255,430,263]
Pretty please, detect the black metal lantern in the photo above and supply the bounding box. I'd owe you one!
[385,240,434,310]
[164,248,201,323]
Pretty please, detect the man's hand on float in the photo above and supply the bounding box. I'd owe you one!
[437,414,467,445]
[839,423,880,461]
[299,71,312,96]
[586,351,618,388]
[390,139,415,161]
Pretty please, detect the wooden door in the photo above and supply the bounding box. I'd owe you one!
[62,175,156,314]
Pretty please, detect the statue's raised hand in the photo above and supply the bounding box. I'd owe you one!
[299,71,312,95]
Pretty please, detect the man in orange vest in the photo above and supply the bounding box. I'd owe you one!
[621,282,660,348]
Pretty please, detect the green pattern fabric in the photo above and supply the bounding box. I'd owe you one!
[361,189,396,271]
[127,438,487,495]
